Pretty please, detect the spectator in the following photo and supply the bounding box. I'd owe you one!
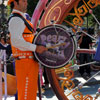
[78,28,92,78]
[0,37,7,50]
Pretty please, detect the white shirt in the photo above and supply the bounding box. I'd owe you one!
[8,9,36,51]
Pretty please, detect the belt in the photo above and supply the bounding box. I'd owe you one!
[15,56,34,60]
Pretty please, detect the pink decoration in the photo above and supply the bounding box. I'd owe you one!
[31,0,48,32]
[89,9,93,14]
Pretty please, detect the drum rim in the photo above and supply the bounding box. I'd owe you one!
[33,25,76,69]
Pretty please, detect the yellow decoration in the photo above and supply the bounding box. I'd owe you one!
[2,72,17,95]
[72,91,83,100]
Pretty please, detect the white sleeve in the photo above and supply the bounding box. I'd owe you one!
[8,17,36,52]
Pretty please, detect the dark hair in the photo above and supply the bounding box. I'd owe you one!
[10,0,19,10]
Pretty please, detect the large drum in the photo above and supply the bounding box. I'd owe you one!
[33,24,77,69]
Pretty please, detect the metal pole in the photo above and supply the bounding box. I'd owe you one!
[78,61,97,67]
[3,50,7,100]
[0,50,5,100]
[82,31,96,40]
[38,63,42,100]
[70,61,98,71]
[91,13,100,26]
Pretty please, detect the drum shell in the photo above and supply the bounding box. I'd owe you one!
[33,24,77,69]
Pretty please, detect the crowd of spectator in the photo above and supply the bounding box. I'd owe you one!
[0,33,15,75]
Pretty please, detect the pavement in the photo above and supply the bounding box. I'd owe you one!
[36,70,100,100]
[2,70,100,100]
[73,70,100,86]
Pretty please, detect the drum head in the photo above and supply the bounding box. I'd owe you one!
[33,25,76,69]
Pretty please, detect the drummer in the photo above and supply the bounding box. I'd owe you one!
[7,0,47,100]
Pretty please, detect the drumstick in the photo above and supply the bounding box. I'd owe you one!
[47,42,66,49]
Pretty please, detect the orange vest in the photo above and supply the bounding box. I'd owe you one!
[10,13,34,57]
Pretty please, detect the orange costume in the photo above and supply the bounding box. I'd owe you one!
[9,12,39,100]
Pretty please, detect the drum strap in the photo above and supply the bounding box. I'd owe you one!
[8,13,34,33]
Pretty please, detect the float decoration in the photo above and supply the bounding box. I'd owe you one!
[38,0,100,100]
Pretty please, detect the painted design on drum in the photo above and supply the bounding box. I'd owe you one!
[44,0,72,26]
[40,34,70,60]
[34,26,75,68]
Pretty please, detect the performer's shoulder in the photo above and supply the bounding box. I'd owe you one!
[8,16,24,25]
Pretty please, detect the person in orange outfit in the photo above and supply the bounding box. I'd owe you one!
[7,0,47,100]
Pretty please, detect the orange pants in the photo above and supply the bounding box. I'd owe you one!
[15,59,39,100]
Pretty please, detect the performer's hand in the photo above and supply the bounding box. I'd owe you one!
[35,45,48,54]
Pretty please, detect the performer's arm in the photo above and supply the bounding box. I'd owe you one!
[8,17,36,52]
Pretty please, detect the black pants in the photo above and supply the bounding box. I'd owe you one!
[79,53,91,75]
[43,67,49,84]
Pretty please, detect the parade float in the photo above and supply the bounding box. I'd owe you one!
[1,0,100,100]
